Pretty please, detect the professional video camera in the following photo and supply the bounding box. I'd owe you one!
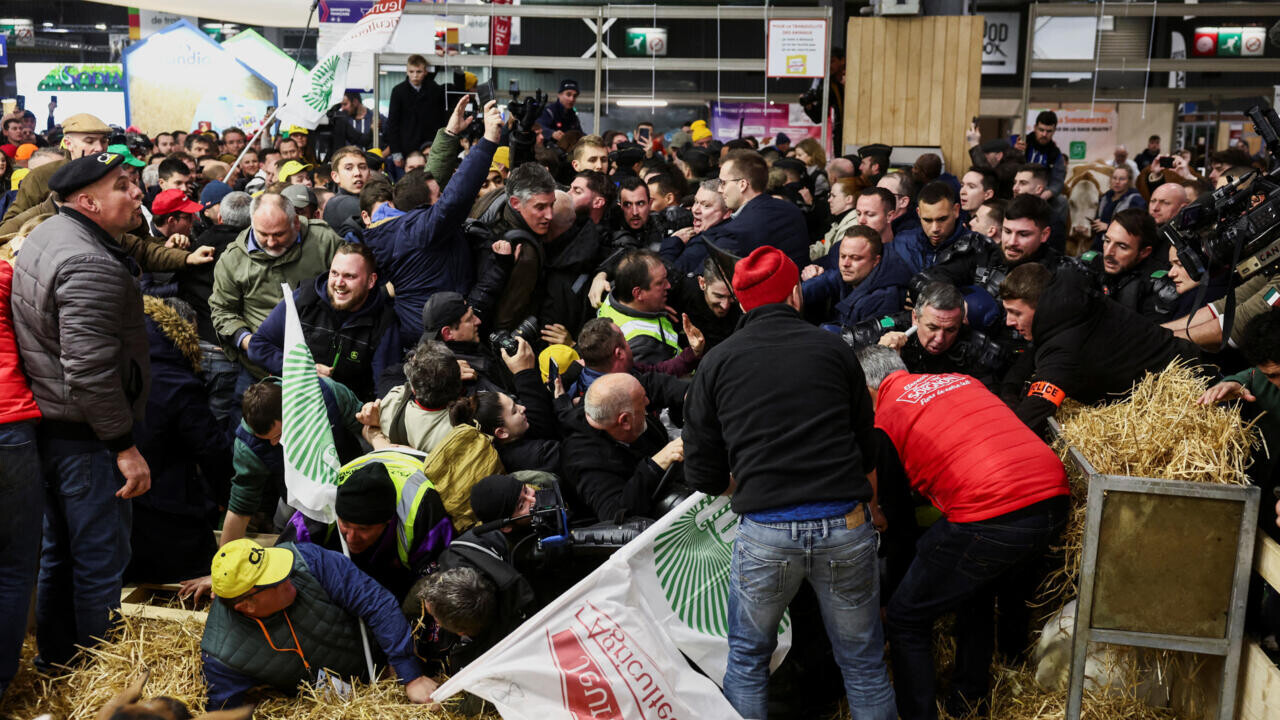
[839,311,912,348]
[1163,104,1280,284]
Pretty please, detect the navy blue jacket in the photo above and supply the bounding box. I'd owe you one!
[247,274,400,402]
[665,219,732,276]
[362,138,497,345]
[802,253,909,326]
[892,223,988,276]
[537,100,582,142]
[713,194,810,272]
[202,542,423,709]
[135,316,230,518]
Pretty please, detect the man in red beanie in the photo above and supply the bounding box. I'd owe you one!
[683,245,896,719]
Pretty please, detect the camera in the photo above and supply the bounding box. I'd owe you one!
[488,315,539,355]
[839,311,912,348]
[1163,104,1280,284]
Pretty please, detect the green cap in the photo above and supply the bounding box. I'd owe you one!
[107,144,145,168]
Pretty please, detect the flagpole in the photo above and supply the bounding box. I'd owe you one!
[338,530,379,684]
[226,107,280,180]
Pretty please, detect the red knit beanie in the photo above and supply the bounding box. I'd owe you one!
[732,246,799,312]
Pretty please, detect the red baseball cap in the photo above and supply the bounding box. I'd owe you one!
[732,246,799,312]
[152,188,204,215]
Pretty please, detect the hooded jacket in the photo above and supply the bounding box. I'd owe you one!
[1014,267,1200,433]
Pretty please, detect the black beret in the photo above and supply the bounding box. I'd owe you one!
[48,152,127,197]
[858,143,893,159]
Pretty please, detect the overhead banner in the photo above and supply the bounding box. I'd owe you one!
[710,101,832,154]
[122,20,276,134]
[14,62,126,127]
[434,493,791,718]
[277,0,405,129]
[1025,105,1117,162]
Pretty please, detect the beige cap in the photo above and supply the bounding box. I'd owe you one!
[61,113,112,135]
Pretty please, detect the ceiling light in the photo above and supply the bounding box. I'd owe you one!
[616,99,668,108]
[95,23,107,30]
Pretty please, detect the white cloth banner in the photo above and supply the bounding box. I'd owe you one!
[280,283,341,524]
[433,493,792,718]
[276,0,406,129]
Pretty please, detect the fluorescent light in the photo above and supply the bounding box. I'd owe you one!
[94,23,107,30]
[47,28,68,33]
[616,99,668,108]
[42,22,52,28]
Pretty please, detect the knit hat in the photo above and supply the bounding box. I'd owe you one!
[14,143,37,163]
[490,146,510,173]
[691,120,712,143]
[559,78,580,94]
[335,462,397,525]
[732,246,798,312]
[10,167,28,191]
[470,474,526,524]
[775,132,791,147]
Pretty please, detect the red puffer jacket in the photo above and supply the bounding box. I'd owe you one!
[0,261,39,424]
[876,370,1066,523]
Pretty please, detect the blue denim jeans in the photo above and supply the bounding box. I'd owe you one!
[200,342,240,432]
[886,499,1067,720]
[0,420,41,696]
[34,433,132,668]
[724,509,896,720]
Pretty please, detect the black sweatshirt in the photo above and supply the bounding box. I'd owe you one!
[683,303,877,514]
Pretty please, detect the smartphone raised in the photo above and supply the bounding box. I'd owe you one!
[1159,156,1175,168]
[475,82,496,108]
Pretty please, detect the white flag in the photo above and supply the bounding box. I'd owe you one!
[432,493,791,718]
[280,282,341,523]
[275,0,406,129]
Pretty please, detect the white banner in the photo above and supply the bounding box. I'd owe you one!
[434,493,792,718]
[276,0,405,129]
[280,282,341,524]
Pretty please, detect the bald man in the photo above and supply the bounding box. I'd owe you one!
[1148,182,1188,226]
[561,373,684,521]
[827,157,856,186]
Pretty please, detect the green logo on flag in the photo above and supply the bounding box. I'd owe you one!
[302,55,341,114]
[653,496,790,637]
[282,343,340,484]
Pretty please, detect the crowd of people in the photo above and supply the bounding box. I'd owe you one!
[1,52,1279,720]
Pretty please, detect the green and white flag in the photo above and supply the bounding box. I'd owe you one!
[280,282,341,523]
[433,493,791,717]
[275,0,406,130]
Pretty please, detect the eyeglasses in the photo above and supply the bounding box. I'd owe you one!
[717,177,746,189]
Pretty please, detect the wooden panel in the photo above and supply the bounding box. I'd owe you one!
[1238,639,1280,719]
[843,16,984,172]
[1255,534,1280,591]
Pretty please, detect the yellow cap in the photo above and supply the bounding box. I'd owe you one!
[464,71,478,91]
[366,147,384,158]
[10,167,29,191]
[211,538,294,600]
[539,344,580,384]
[277,159,313,182]
[286,125,310,136]
[491,146,510,170]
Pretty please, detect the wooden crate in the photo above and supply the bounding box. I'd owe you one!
[1239,534,1280,719]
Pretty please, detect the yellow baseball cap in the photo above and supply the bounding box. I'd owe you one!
[286,125,310,137]
[10,167,29,191]
[277,159,313,182]
[539,344,580,383]
[211,538,294,600]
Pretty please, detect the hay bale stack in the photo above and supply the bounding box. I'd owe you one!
[1040,360,1262,605]
[2,616,494,720]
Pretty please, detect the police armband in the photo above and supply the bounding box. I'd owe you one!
[1027,381,1067,407]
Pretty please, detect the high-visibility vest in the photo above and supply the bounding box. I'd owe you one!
[337,449,437,566]
[596,295,680,355]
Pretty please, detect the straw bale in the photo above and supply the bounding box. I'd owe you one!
[1,615,497,720]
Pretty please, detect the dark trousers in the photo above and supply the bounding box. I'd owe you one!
[0,420,41,695]
[886,497,1067,720]
[35,432,132,668]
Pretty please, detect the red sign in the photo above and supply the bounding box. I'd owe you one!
[490,0,512,56]
[547,628,623,720]
[1192,28,1218,57]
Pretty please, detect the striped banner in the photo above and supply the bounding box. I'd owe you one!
[280,282,341,524]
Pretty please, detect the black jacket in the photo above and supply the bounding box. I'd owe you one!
[497,368,562,474]
[331,109,384,150]
[1085,252,1179,323]
[683,304,877,514]
[435,528,536,669]
[180,223,244,345]
[385,77,448,157]
[540,216,608,336]
[560,404,674,523]
[1015,267,1200,433]
[671,271,741,351]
